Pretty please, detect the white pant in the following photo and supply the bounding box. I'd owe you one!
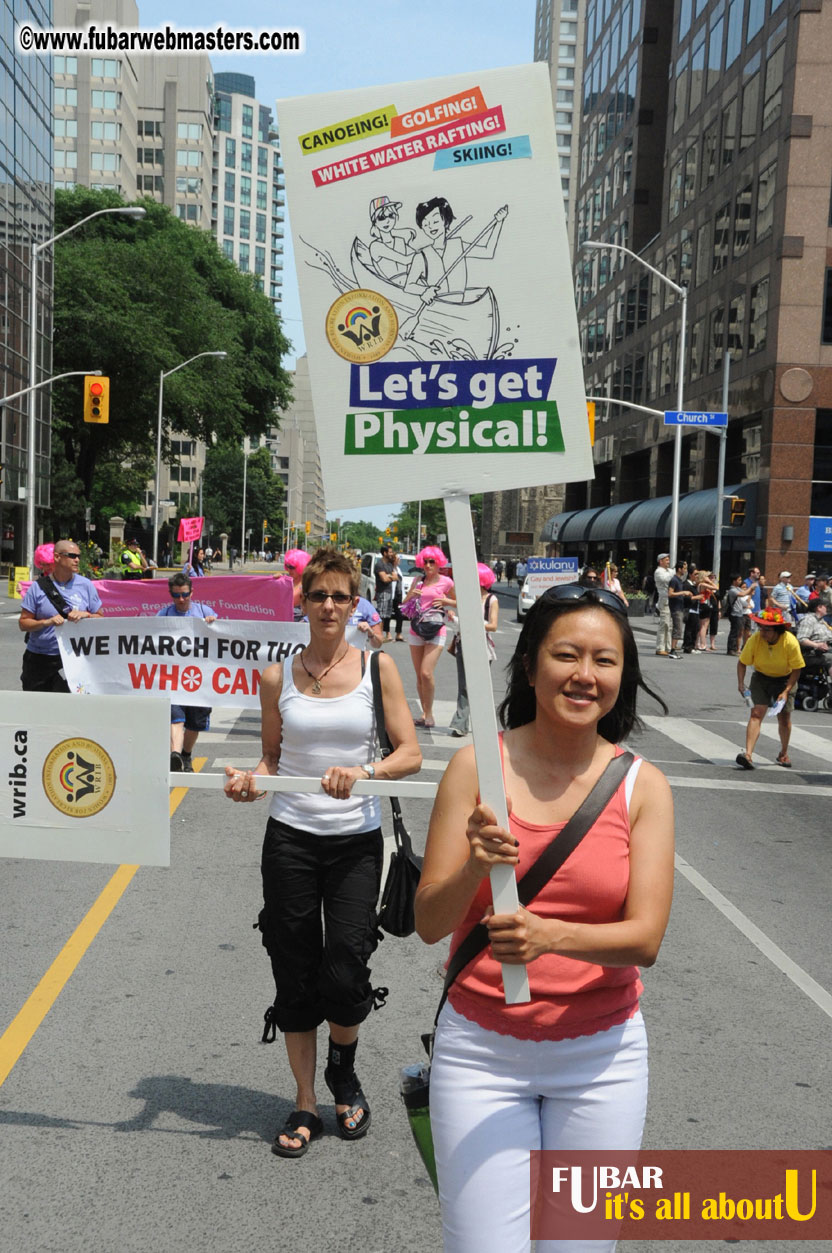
[430,1004,648,1253]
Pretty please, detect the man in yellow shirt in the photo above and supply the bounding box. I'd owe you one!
[736,608,804,769]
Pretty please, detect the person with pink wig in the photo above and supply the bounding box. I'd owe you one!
[448,563,500,737]
[401,546,455,728]
[284,548,312,620]
[33,542,55,575]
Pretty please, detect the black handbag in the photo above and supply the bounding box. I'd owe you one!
[370,650,423,937]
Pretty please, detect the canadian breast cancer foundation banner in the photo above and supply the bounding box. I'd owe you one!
[57,619,371,708]
[277,63,593,509]
[93,575,293,621]
[1,693,170,866]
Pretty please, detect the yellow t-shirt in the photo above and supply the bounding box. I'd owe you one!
[739,630,805,677]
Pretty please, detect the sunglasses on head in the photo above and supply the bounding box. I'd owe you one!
[540,583,627,614]
[306,590,353,605]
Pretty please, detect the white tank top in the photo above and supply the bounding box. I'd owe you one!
[269,653,381,835]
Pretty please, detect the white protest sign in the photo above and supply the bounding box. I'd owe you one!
[57,620,372,708]
[1,693,170,866]
[280,65,593,1006]
[278,62,593,507]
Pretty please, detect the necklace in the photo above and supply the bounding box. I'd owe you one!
[300,644,349,694]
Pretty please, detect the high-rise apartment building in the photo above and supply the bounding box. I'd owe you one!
[480,1,586,566]
[549,0,832,579]
[136,51,214,226]
[213,72,285,309]
[1,0,53,562]
[53,0,139,196]
[265,356,326,548]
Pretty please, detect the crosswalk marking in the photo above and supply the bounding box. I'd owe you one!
[757,720,832,760]
[642,715,777,768]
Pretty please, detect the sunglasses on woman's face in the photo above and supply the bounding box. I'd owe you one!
[540,583,627,614]
[423,558,436,565]
[305,590,353,605]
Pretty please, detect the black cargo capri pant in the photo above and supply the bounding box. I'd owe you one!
[260,817,383,1033]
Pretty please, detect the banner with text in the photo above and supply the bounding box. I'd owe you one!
[57,619,371,707]
[1,692,170,866]
[278,63,593,508]
[92,575,294,621]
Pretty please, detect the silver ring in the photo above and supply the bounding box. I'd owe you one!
[241,790,248,798]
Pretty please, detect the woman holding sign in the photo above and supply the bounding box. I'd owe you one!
[415,583,674,1251]
[401,546,455,728]
[225,548,420,1158]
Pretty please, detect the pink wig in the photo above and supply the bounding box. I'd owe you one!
[284,548,311,574]
[33,542,55,574]
[477,562,496,589]
[415,545,447,569]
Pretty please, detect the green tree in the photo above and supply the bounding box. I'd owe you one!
[202,442,284,549]
[327,518,389,553]
[50,187,292,533]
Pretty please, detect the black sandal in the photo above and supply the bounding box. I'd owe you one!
[735,752,754,770]
[324,1038,371,1141]
[271,1110,323,1158]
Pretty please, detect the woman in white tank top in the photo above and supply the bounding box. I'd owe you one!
[225,549,421,1159]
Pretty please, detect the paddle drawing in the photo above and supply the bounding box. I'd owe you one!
[301,193,516,362]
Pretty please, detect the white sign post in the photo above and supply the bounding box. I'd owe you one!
[279,64,594,1003]
[0,693,170,866]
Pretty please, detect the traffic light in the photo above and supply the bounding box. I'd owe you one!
[587,401,596,445]
[385,527,391,536]
[83,375,109,424]
[729,496,746,526]
[305,520,311,534]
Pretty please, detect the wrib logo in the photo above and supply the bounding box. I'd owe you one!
[42,738,116,818]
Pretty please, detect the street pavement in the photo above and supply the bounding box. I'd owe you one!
[1,579,830,1253]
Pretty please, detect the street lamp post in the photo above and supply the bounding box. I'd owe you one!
[582,240,688,564]
[25,205,146,571]
[153,351,227,565]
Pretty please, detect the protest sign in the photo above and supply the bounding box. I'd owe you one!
[280,64,593,1003]
[278,62,593,506]
[177,516,204,543]
[57,619,372,707]
[0,693,170,866]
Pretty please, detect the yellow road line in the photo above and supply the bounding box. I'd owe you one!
[0,760,205,1089]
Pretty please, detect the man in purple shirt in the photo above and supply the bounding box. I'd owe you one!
[19,540,103,692]
[156,572,217,772]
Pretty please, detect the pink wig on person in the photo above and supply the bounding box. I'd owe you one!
[283,548,311,575]
[477,562,496,589]
[33,542,55,574]
[415,545,447,569]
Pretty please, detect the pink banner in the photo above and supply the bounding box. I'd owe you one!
[92,575,294,621]
[177,516,204,542]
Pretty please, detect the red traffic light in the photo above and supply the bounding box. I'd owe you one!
[89,382,104,398]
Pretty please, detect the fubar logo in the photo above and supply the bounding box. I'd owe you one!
[42,737,116,818]
[325,289,398,364]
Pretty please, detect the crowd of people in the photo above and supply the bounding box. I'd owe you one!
[21,531,832,1249]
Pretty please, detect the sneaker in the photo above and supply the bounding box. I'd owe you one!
[181,752,194,773]
[450,728,467,738]
[170,751,184,772]
[669,651,682,660]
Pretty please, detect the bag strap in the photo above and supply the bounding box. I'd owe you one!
[36,575,71,618]
[370,651,408,845]
[432,749,635,1030]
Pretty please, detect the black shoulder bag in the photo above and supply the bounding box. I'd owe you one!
[370,650,423,938]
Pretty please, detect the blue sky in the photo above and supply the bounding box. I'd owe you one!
[140,0,538,525]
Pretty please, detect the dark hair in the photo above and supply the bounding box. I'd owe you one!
[301,547,359,597]
[416,196,454,229]
[168,572,191,594]
[498,596,667,743]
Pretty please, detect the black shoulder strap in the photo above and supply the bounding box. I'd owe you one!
[370,650,405,831]
[36,576,71,618]
[434,750,636,1028]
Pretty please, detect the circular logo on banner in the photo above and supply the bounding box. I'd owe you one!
[42,738,117,819]
[325,289,398,363]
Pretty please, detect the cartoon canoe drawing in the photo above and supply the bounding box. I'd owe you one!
[349,239,500,361]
